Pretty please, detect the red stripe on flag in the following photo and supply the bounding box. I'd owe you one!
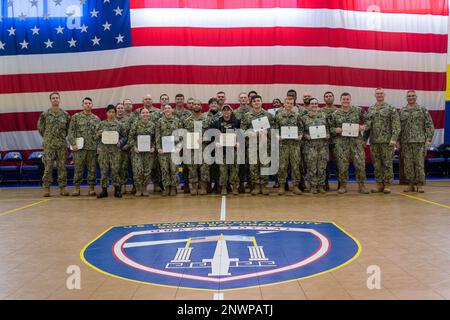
[130,0,449,15]
[0,108,445,133]
[131,27,448,54]
[0,65,445,94]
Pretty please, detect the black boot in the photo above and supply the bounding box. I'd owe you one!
[97,187,108,198]
[114,186,122,198]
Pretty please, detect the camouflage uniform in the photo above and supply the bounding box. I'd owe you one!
[234,105,251,121]
[320,106,338,187]
[97,120,126,188]
[365,102,400,187]
[182,113,210,184]
[156,115,182,189]
[275,110,304,185]
[37,108,71,188]
[329,106,366,184]
[67,112,101,187]
[301,111,329,190]
[205,110,222,191]
[128,119,156,191]
[399,104,434,186]
[241,109,275,185]
[174,108,192,189]
[234,106,252,190]
[116,114,132,187]
[297,107,309,189]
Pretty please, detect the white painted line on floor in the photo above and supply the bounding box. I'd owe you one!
[214,292,224,300]
[220,196,226,221]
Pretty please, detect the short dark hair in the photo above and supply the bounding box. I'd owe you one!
[49,92,60,99]
[324,91,334,97]
[106,104,116,112]
[248,90,257,96]
[175,93,184,99]
[208,97,218,105]
[160,93,169,100]
[217,91,225,95]
[287,89,297,95]
[250,95,262,103]
[340,92,351,99]
[82,97,92,103]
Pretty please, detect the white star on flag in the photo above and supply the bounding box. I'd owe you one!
[102,21,112,31]
[0,41,5,50]
[55,25,64,34]
[31,26,40,35]
[18,13,27,21]
[115,34,124,43]
[54,0,63,6]
[20,40,29,49]
[114,6,123,16]
[30,0,38,7]
[80,24,88,32]
[44,39,54,48]
[91,36,101,46]
[90,8,99,18]
[8,27,16,36]
[43,13,50,20]
[68,38,77,48]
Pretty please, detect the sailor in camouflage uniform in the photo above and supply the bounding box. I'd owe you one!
[234,92,252,193]
[96,105,126,198]
[321,91,339,191]
[275,97,304,195]
[241,95,275,195]
[156,104,182,196]
[67,97,100,196]
[182,99,210,195]
[365,88,401,194]
[128,108,157,197]
[37,92,71,197]
[115,102,132,193]
[329,93,369,194]
[399,90,435,193]
[205,98,222,193]
[301,98,329,194]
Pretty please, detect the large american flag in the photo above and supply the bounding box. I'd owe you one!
[0,0,448,153]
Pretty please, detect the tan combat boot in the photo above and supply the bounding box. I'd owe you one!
[161,187,169,197]
[135,185,142,197]
[232,184,239,196]
[261,184,269,195]
[154,184,162,193]
[371,183,384,193]
[59,186,69,196]
[383,183,391,194]
[198,182,207,195]
[293,186,302,195]
[311,187,318,194]
[278,185,286,195]
[221,186,227,196]
[72,186,80,196]
[142,185,149,197]
[169,186,177,196]
[417,185,424,193]
[189,183,197,196]
[338,183,347,194]
[358,183,369,194]
[251,184,261,196]
[403,184,415,193]
[43,187,50,197]
[88,185,96,196]
[318,186,326,194]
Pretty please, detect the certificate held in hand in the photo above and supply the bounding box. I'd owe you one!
[186,132,200,150]
[280,126,298,139]
[219,133,237,147]
[102,131,119,144]
[251,116,270,132]
[137,135,151,152]
[70,137,84,150]
[309,125,327,139]
[162,136,176,153]
[342,123,360,137]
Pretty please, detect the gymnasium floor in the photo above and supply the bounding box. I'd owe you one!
[1,180,450,300]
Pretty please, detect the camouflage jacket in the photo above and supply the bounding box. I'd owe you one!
[399,105,435,144]
[241,108,275,131]
[174,108,192,123]
[155,115,182,150]
[37,108,71,150]
[97,120,127,152]
[205,110,222,127]
[182,113,209,133]
[301,111,329,139]
[275,105,300,115]
[329,106,365,141]
[128,119,156,150]
[67,111,101,150]
[234,105,251,120]
[275,110,304,144]
[365,102,400,144]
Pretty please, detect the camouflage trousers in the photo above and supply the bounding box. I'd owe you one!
[132,152,155,189]
[119,149,131,186]
[278,142,301,184]
[151,154,161,185]
[248,137,270,185]
[73,149,97,186]
[370,143,394,185]
[326,143,338,183]
[402,143,426,185]
[238,145,251,185]
[299,140,307,187]
[335,139,366,184]
[219,152,239,187]
[42,148,67,188]
[98,149,121,188]
[304,139,329,188]
[159,153,179,188]
[184,149,209,183]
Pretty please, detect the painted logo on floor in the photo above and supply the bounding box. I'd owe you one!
[81,221,361,290]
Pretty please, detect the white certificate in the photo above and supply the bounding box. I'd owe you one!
[186,132,200,150]
[309,125,327,139]
[219,133,237,147]
[280,126,298,139]
[251,116,270,132]
[162,136,175,153]
[137,135,151,152]
[342,123,360,137]
[102,131,119,144]
[70,137,84,150]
